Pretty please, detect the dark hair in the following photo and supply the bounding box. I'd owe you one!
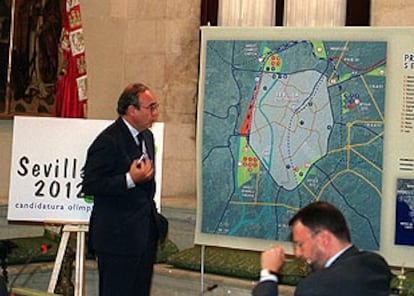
[116,83,149,115]
[289,201,351,242]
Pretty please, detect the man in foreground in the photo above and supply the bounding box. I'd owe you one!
[252,201,392,296]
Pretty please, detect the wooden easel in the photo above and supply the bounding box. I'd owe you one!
[47,224,89,296]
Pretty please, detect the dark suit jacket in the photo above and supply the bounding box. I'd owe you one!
[252,246,392,296]
[82,117,158,256]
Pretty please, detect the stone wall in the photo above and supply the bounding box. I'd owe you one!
[371,0,414,26]
[81,0,201,198]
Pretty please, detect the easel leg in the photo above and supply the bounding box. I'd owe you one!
[75,231,85,296]
[47,231,70,293]
[48,224,88,296]
[200,245,205,295]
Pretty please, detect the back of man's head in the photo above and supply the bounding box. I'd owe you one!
[289,201,351,243]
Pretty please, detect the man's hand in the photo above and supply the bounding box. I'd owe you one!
[129,158,154,183]
[261,246,285,273]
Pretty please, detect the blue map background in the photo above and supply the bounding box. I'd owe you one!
[201,39,387,250]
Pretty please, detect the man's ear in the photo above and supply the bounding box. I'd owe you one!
[317,229,332,248]
[126,104,136,115]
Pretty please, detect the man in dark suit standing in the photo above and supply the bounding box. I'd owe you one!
[82,83,161,296]
[252,201,392,296]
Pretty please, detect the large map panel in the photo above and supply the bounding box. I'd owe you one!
[200,38,386,250]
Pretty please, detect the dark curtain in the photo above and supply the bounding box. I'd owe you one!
[346,0,371,26]
[200,0,218,26]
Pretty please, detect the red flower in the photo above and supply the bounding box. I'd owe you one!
[41,244,49,254]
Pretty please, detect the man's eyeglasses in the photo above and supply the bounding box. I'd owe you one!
[140,103,159,111]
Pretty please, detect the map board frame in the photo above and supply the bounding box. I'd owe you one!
[195,26,414,267]
[8,116,164,223]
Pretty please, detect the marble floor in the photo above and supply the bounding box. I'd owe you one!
[7,261,260,296]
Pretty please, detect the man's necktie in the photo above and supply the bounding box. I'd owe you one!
[137,133,144,156]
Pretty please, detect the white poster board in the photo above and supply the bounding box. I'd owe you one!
[8,116,164,223]
[196,26,414,268]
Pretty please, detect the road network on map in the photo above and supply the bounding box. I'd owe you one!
[201,39,387,250]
